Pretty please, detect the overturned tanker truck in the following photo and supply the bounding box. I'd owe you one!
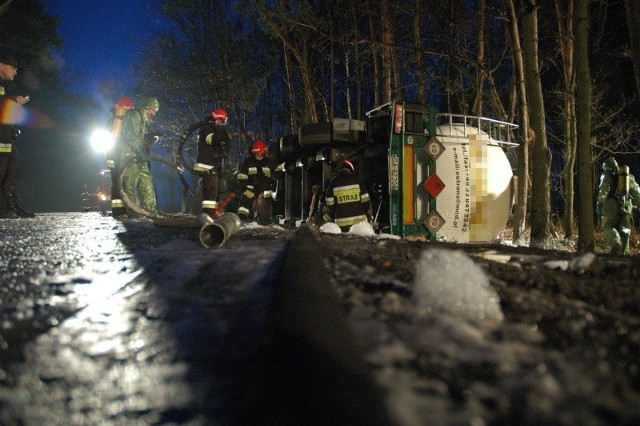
[275,100,519,243]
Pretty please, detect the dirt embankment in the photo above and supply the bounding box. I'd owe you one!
[313,230,640,424]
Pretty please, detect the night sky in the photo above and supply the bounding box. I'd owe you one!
[15,1,160,213]
[41,0,156,97]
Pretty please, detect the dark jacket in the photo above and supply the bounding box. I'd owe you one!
[237,155,279,195]
[0,86,18,154]
[196,120,230,169]
[324,169,372,231]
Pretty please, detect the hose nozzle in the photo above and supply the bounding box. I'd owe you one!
[199,212,241,248]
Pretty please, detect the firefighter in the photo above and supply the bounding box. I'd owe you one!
[120,97,160,215]
[105,96,134,218]
[194,108,231,217]
[596,157,640,255]
[323,159,373,232]
[237,139,282,224]
[0,53,34,218]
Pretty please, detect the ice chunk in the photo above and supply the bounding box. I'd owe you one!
[412,248,504,322]
[349,221,376,236]
[320,222,342,234]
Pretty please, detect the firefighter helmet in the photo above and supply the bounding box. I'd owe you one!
[603,157,618,172]
[338,159,355,173]
[210,108,228,124]
[141,97,160,111]
[251,139,268,155]
[115,97,135,110]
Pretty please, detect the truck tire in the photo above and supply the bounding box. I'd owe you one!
[299,123,332,146]
[279,133,300,155]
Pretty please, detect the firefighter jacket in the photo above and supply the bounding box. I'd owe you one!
[324,169,372,231]
[119,108,149,163]
[597,169,640,217]
[0,86,18,155]
[237,155,281,199]
[194,120,230,174]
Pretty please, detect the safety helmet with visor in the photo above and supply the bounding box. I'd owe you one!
[210,108,228,124]
[251,139,268,156]
[338,159,355,173]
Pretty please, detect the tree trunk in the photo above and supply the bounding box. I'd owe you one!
[522,0,551,248]
[473,0,486,116]
[555,0,576,239]
[381,0,393,102]
[504,0,529,245]
[563,95,577,238]
[369,14,381,107]
[352,1,363,119]
[624,0,640,100]
[282,41,297,132]
[575,0,595,252]
[414,0,426,104]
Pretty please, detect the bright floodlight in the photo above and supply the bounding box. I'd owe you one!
[90,128,115,153]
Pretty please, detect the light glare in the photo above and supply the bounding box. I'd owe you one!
[90,128,115,153]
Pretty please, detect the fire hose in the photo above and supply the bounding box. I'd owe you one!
[118,155,197,225]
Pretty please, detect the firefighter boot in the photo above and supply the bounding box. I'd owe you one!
[620,228,631,255]
[202,200,219,219]
[4,196,35,218]
[111,198,128,219]
[609,230,623,255]
[256,195,272,225]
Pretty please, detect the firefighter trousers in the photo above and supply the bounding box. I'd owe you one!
[122,161,158,213]
[238,193,272,224]
[0,149,19,205]
[602,199,633,254]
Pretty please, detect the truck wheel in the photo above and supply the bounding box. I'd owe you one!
[299,123,332,146]
[279,133,300,154]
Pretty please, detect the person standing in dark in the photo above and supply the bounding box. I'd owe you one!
[105,96,135,218]
[193,108,230,217]
[596,156,640,255]
[120,97,160,215]
[323,159,372,232]
[0,53,34,218]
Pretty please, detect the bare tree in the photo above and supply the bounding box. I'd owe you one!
[472,0,487,117]
[554,0,577,238]
[381,0,395,102]
[257,0,322,123]
[522,0,551,248]
[413,0,427,104]
[624,0,640,99]
[503,0,530,245]
[575,0,595,251]
[135,0,274,141]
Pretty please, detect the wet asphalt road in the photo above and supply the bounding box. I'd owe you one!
[0,212,292,424]
[0,213,192,367]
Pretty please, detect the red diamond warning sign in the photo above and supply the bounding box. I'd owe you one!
[423,173,445,198]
